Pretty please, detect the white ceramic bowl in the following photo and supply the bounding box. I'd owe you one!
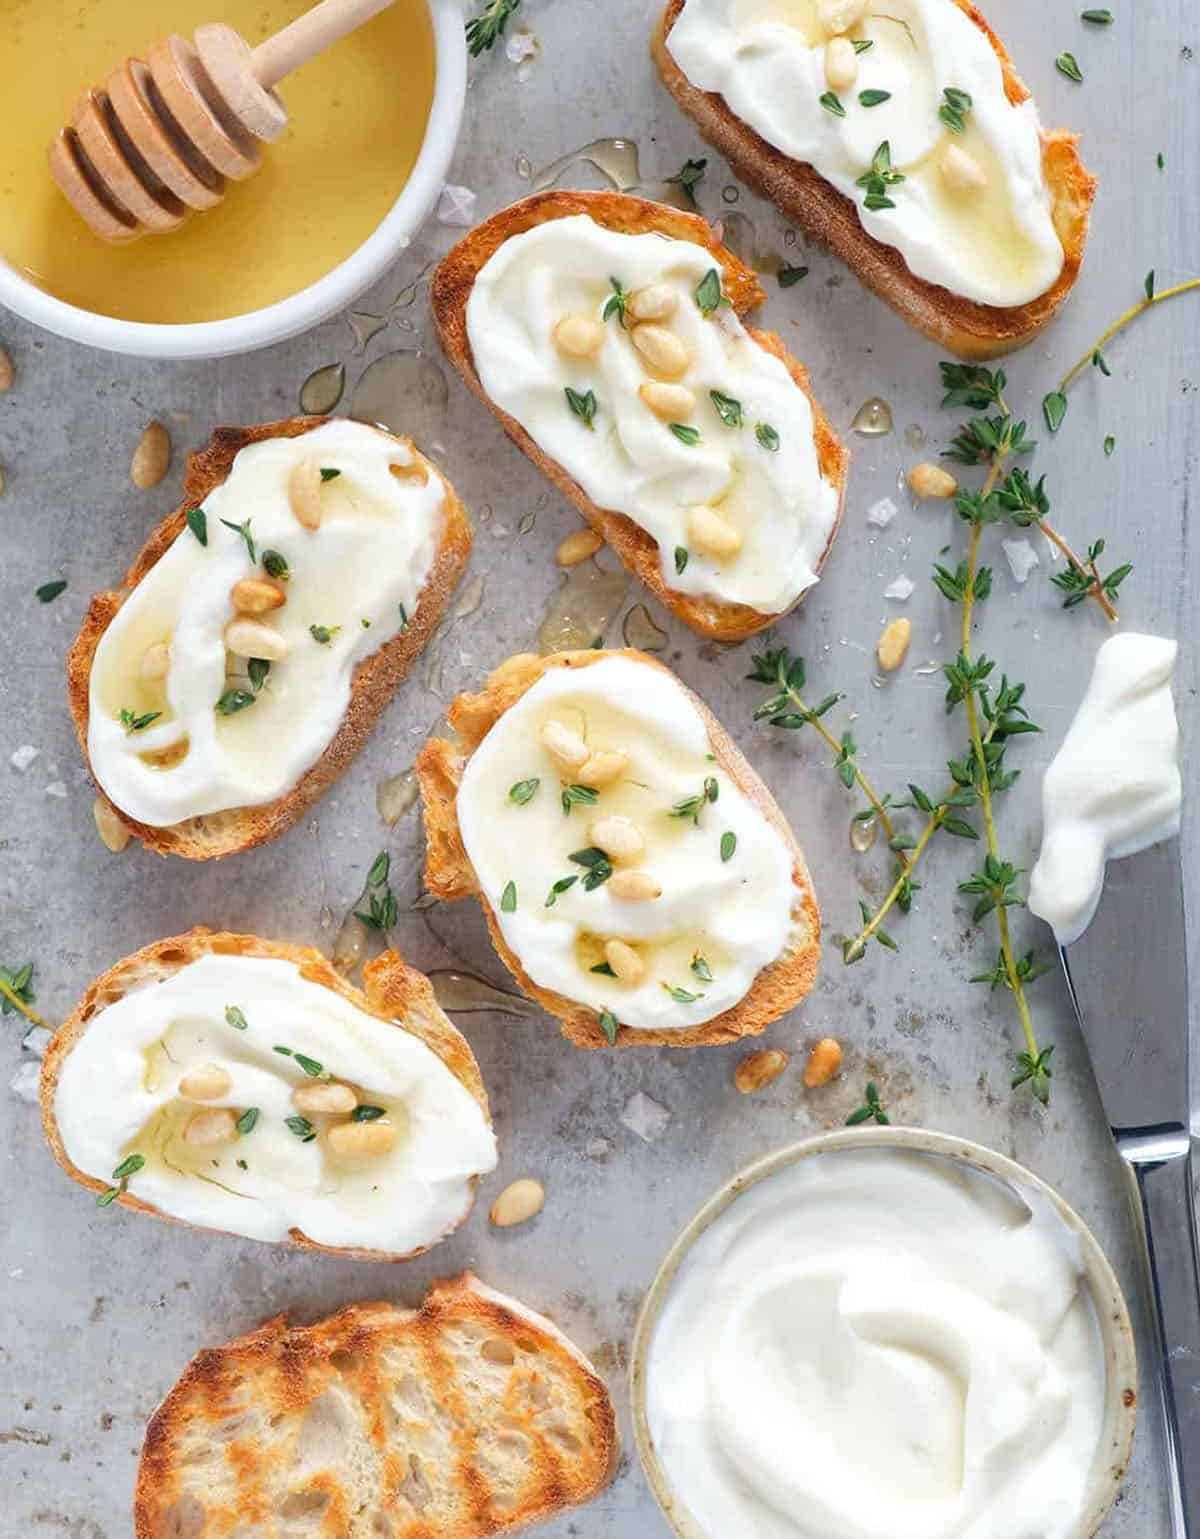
[0,0,465,361]
[631,1126,1138,1539]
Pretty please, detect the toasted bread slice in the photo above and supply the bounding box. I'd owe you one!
[431,190,848,641]
[653,0,1097,359]
[415,649,820,1049]
[134,1273,619,1539]
[39,929,492,1262]
[67,415,472,860]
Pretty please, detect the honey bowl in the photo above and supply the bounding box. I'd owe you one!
[0,0,465,359]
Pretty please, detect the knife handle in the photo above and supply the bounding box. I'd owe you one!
[1132,1143,1200,1537]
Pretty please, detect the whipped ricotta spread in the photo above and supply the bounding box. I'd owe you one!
[88,419,444,827]
[667,0,1064,308]
[646,1148,1108,1539]
[455,657,800,1031]
[53,953,498,1252]
[465,215,839,614]
[1029,633,1180,945]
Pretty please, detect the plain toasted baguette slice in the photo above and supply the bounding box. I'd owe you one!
[431,189,848,641]
[134,1272,619,1539]
[415,648,820,1049]
[67,415,472,860]
[39,928,491,1263]
[653,0,1097,360]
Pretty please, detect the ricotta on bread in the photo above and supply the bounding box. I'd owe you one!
[68,416,472,858]
[417,649,820,1048]
[40,932,497,1260]
[654,0,1096,356]
[135,1274,619,1539]
[432,191,847,639]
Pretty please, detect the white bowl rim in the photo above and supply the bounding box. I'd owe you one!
[629,1125,1139,1539]
[0,0,464,360]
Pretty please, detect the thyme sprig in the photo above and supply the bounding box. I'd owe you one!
[0,961,47,1027]
[846,1081,890,1125]
[354,850,398,932]
[666,157,707,207]
[465,0,521,56]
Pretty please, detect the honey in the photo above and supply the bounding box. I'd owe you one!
[1,0,435,324]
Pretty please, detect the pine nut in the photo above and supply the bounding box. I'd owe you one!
[824,35,859,90]
[183,1108,238,1146]
[131,420,171,489]
[553,315,606,359]
[908,462,958,499]
[803,1037,843,1088]
[628,283,678,322]
[735,1048,789,1094]
[631,324,690,379]
[180,1063,233,1102]
[541,718,589,774]
[877,617,911,673]
[490,1177,545,1227]
[390,460,429,486]
[607,869,662,902]
[288,459,324,529]
[590,815,644,863]
[941,144,988,193]
[818,0,868,34]
[556,528,603,567]
[687,504,743,560]
[0,346,14,393]
[638,381,696,420]
[231,576,286,615]
[224,618,290,661]
[327,1118,398,1157]
[604,938,644,984]
[293,1081,358,1115]
[577,749,629,788]
[92,797,131,853]
[140,641,171,681]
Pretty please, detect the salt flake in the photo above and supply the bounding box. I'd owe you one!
[437,184,478,228]
[9,1061,39,1105]
[620,1091,671,1143]
[884,576,915,602]
[45,780,68,799]
[505,28,540,65]
[866,497,899,529]
[21,1024,52,1059]
[1002,537,1040,584]
[10,745,38,772]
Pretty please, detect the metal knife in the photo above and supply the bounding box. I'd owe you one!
[1061,836,1200,1537]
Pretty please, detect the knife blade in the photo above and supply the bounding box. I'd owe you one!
[1060,836,1200,1538]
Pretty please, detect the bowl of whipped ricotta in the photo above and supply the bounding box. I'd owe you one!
[632,1127,1136,1539]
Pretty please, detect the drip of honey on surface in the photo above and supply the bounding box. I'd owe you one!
[2,0,434,324]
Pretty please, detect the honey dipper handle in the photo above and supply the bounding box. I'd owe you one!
[251,0,398,89]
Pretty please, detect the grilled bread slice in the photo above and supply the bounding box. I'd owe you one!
[431,189,848,641]
[67,415,472,859]
[416,648,821,1049]
[134,1273,619,1539]
[653,0,1096,359]
[39,929,494,1262]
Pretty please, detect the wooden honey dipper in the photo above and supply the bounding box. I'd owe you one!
[49,0,397,243]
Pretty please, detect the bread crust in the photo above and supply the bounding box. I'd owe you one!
[430,190,848,641]
[653,0,1097,359]
[134,1272,620,1539]
[38,928,492,1262]
[415,649,821,1049]
[66,415,472,860]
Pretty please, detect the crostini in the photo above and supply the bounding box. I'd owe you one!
[39,930,497,1261]
[68,415,471,859]
[416,649,821,1049]
[135,1274,619,1539]
[654,0,1097,358]
[432,190,847,640]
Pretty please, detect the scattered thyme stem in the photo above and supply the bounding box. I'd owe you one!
[960,515,1043,1067]
[785,683,900,848]
[849,807,945,956]
[0,976,49,1030]
[1038,519,1119,621]
[1058,278,1200,392]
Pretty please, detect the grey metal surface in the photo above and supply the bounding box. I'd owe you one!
[1,3,1197,1537]
[1064,839,1200,1537]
